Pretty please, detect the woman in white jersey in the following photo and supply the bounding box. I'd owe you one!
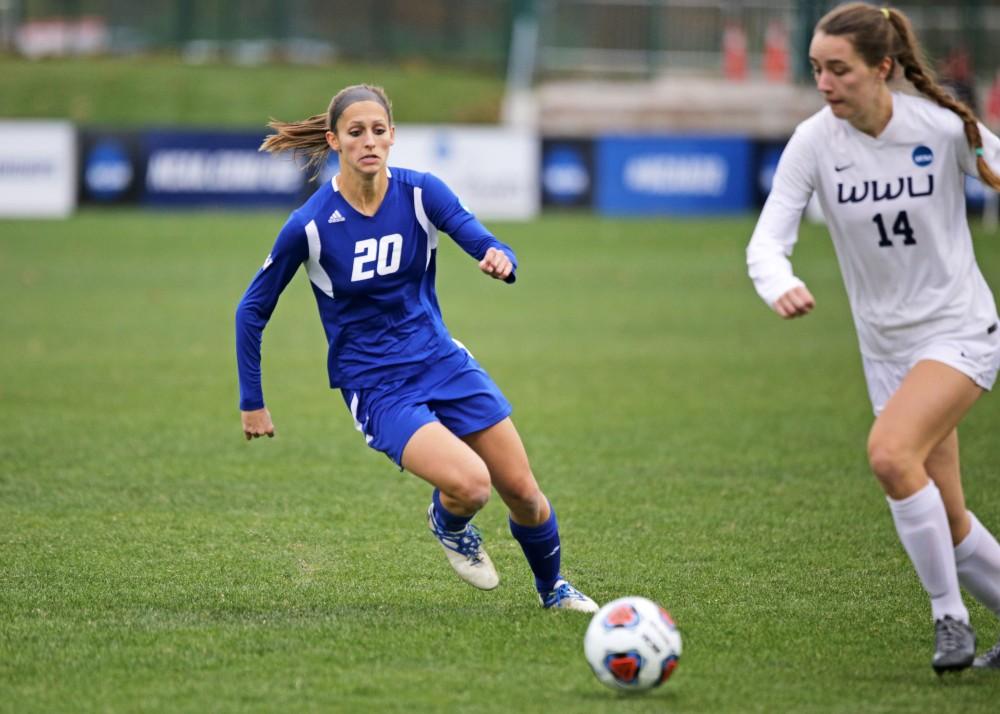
[747,2,1000,673]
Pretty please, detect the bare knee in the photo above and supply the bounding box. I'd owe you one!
[441,461,492,513]
[867,434,921,498]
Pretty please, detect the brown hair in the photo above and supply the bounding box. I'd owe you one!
[817,2,1000,190]
[259,84,393,175]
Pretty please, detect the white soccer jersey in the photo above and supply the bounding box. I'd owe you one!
[747,91,1000,359]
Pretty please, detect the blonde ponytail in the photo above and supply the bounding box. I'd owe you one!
[259,113,330,175]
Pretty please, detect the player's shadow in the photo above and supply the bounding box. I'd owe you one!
[858,668,995,689]
[577,687,681,704]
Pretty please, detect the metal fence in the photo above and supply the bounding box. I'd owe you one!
[535,0,797,77]
[4,0,515,67]
[5,1,1000,85]
[533,0,1000,83]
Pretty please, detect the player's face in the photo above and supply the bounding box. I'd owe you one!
[809,32,890,125]
[325,101,394,176]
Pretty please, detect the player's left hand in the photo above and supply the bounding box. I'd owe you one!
[479,247,512,281]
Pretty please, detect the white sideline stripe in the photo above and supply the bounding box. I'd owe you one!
[414,186,438,269]
[304,219,334,298]
[349,392,374,444]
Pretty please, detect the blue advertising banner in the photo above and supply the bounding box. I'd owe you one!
[965,174,989,210]
[541,138,594,208]
[754,140,787,206]
[141,130,305,207]
[79,129,143,205]
[595,135,753,215]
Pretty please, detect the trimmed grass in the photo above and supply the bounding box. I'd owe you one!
[0,57,504,126]
[1,211,999,712]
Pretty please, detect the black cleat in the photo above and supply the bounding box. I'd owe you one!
[973,637,1000,669]
[932,616,976,674]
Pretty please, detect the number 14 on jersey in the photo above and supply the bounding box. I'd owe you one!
[872,211,916,247]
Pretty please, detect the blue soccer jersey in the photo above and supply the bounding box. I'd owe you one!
[235,168,518,411]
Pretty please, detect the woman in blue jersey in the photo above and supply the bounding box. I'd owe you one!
[747,3,1000,672]
[236,84,597,612]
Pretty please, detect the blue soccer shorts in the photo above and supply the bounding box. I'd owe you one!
[341,347,512,467]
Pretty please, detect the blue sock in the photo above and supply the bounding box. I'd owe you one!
[431,489,473,532]
[509,503,561,594]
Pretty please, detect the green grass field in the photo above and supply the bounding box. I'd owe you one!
[0,57,504,126]
[2,210,1000,713]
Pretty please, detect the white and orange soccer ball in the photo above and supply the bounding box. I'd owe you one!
[583,596,682,691]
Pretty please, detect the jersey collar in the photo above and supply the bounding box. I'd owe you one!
[331,167,393,193]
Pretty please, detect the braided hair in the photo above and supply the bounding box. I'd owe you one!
[818,2,1000,190]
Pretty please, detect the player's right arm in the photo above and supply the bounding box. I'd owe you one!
[746,126,818,319]
[241,407,274,440]
[235,215,309,437]
[771,284,816,319]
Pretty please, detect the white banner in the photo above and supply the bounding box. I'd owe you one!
[0,121,77,218]
[389,125,539,221]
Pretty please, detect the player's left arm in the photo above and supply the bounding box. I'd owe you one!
[421,173,518,283]
[957,122,1000,178]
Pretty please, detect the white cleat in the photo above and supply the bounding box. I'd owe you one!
[973,637,1000,669]
[540,578,599,613]
[427,505,499,590]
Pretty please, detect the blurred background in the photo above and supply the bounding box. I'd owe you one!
[1,0,999,221]
[4,6,1000,711]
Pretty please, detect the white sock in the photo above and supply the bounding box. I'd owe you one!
[955,511,1000,617]
[887,482,968,623]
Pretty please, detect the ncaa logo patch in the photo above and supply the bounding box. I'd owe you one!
[912,145,933,167]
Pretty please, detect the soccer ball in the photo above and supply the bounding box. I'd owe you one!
[583,596,682,691]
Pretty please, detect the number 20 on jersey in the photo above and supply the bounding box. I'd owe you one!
[352,234,403,281]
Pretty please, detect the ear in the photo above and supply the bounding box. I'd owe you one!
[325,130,340,153]
[388,125,396,147]
[877,56,893,81]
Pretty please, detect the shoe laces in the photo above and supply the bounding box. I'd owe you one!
[430,515,485,564]
[454,525,485,563]
[936,616,969,650]
[543,580,584,608]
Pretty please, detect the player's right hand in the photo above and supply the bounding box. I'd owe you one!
[773,285,815,319]
[241,408,275,440]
